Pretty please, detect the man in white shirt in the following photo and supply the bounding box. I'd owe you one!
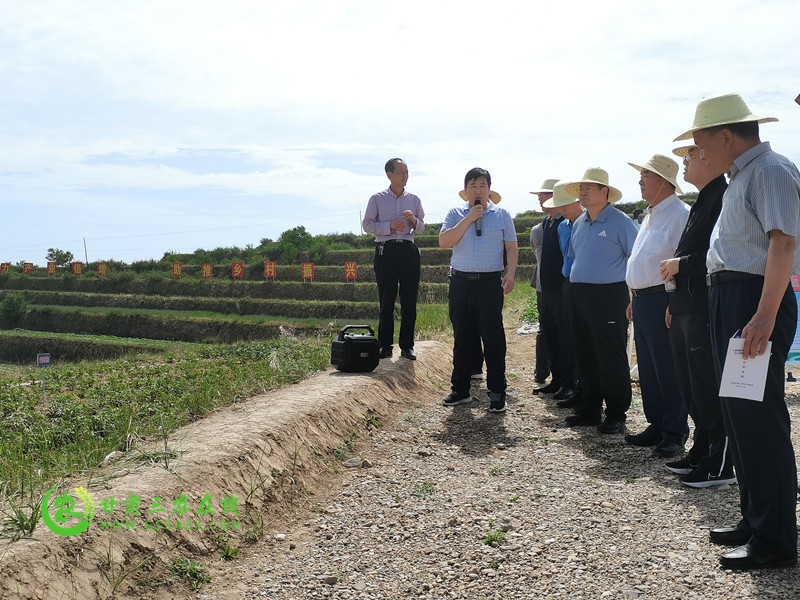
[624,155,690,458]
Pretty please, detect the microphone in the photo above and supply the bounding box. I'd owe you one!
[474,199,482,236]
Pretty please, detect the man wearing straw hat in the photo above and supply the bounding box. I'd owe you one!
[623,155,690,458]
[675,92,800,569]
[440,167,518,413]
[533,180,577,400]
[542,180,584,407]
[529,178,559,386]
[563,168,638,433]
[660,144,732,488]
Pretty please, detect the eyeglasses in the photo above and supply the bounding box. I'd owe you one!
[683,147,700,163]
[578,184,603,192]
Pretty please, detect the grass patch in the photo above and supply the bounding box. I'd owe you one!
[171,558,211,590]
[0,337,330,507]
[482,530,506,546]
[411,482,435,498]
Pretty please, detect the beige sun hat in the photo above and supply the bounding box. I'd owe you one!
[564,168,623,203]
[672,145,695,158]
[542,180,580,209]
[458,190,502,204]
[529,178,559,195]
[673,92,778,141]
[628,154,683,195]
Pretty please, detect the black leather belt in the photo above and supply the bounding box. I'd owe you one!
[706,271,763,287]
[451,270,502,280]
[631,284,665,297]
[377,239,414,245]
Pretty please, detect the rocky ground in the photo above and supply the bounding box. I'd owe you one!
[195,326,800,600]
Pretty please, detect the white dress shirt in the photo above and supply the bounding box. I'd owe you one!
[625,194,690,290]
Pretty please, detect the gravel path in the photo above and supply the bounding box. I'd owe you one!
[201,329,800,600]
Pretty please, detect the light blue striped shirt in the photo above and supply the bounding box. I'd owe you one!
[707,142,800,275]
[443,201,517,272]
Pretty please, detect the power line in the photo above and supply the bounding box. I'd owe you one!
[0,211,357,251]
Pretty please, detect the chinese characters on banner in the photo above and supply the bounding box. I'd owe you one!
[345,262,357,280]
[301,262,314,281]
[0,260,367,280]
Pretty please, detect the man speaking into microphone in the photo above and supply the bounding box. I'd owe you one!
[439,167,519,413]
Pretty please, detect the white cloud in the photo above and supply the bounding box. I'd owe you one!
[1,0,799,264]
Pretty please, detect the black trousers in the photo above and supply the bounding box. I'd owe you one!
[449,274,507,396]
[539,287,575,388]
[373,241,420,351]
[534,291,551,381]
[709,278,797,555]
[669,311,731,473]
[569,281,631,422]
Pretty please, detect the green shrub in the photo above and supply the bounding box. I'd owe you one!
[0,292,28,323]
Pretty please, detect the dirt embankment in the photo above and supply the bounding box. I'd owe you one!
[0,340,453,600]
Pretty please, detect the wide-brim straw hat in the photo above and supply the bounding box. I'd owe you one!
[458,190,502,204]
[542,180,580,209]
[564,168,623,203]
[529,178,559,195]
[628,154,683,195]
[674,92,778,141]
[672,145,695,158]
[529,178,558,212]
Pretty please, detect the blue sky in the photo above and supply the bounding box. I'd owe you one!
[2,0,799,265]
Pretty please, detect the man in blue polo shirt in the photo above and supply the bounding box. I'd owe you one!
[564,168,638,433]
[440,167,519,413]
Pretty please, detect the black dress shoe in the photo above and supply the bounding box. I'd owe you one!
[709,526,751,547]
[379,347,393,359]
[534,381,561,395]
[565,413,601,427]
[597,418,625,434]
[400,348,417,360]
[719,543,797,570]
[624,425,661,447]
[556,396,581,409]
[553,386,576,400]
[652,440,683,458]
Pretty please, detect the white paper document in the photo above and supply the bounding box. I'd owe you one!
[719,337,771,402]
